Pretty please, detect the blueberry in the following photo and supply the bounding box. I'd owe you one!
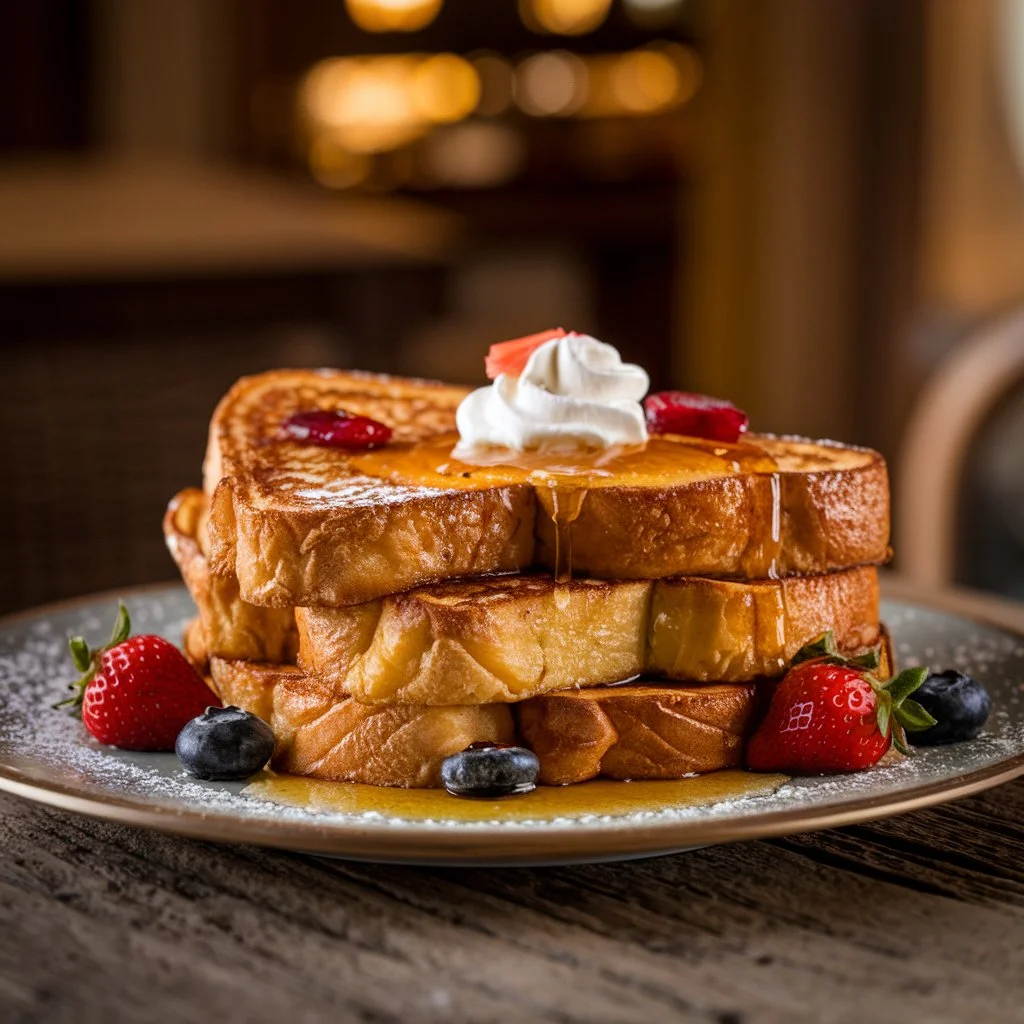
[441,742,540,798]
[907,670,992,746]
[175,705,276,780]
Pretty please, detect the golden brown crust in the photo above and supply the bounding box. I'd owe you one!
[647,567,880,682]
[540,452,890,580]
[227,483,536,609]
[182,617,209,674]
[517,625,895,786]
[297,567,880,704]
[296,577,652,704]
[164,489,299,662]
[201,370,890,607]
[207,658,753,788]
[204,369,521,605]
[209,657,514,788]
[517,684,759,785]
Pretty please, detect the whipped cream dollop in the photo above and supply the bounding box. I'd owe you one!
[456,333,650,451]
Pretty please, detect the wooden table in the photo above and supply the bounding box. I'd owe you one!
[3,579,1023,1022]
[2,780,1023,1023]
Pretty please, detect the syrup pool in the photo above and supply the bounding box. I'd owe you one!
[244,770,789,823]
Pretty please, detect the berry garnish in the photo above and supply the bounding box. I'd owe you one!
[283,410,392,449]
[907,670,991,746]
[176,705,276,780]
[746,631,936,773]
[441,743,540,798]
[644,392,749,443]
[485,327,567,380]
[59,602,218,751]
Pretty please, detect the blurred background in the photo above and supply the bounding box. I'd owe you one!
[2,0,1024,614]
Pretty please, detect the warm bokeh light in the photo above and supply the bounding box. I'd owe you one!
[412,54,480,123]
[302,57,421,153]
[299,43,700,187]
[519,0,612,36]
[345,0,443,33]
[610,49,681,113]
[422,122,526,187]
[578,44,701,118]
[308,137,372,189]
[515,51,588,116]
[301,54,480,154]
[473,54,514,116]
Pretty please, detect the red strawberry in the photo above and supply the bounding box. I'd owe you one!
[746,632,935,773]
[283,410,392,449]
[59,603,218,751]
[644,391,749,443]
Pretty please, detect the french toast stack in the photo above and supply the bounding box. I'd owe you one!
[166,368,890,788]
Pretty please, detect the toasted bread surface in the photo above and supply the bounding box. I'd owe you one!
[209,657,514,787]
[538,438,890,580]
[182,616,208,672]
[202,370,890,607]
[297,567,879,703]
[516,684,758,784]
[296,576,652,704]
[647,569,880,681]
[207,658,750,787]
[165,489,298,662]
[204,370,535,606]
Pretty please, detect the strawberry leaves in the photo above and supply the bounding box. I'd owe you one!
[68,635,91,673]
[107,601,132,648]
[790,631,882,672]
[57,601,133,712]
[873,666,936,754]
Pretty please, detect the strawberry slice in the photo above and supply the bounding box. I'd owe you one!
[485,328,567,380]
[644,391,749,443]
[283,410,392,449]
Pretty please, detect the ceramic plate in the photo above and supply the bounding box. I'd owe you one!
[1,580,1022,866]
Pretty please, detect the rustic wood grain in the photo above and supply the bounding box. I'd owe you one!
[2,779,1024,1023]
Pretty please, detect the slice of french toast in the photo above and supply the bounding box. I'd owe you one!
[296,568,879,703]
[201,370,890,608]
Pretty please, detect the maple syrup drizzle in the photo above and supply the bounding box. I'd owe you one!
[765,471,786,671]
[245,770,789,822]
[538,479,586,585]
[347,432,783,584]
[767,471,782,580]
[752,580,789,677]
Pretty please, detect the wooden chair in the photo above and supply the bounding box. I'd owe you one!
[897,308,1024,586]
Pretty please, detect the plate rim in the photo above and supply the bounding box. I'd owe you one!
[1,577,1023,864]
